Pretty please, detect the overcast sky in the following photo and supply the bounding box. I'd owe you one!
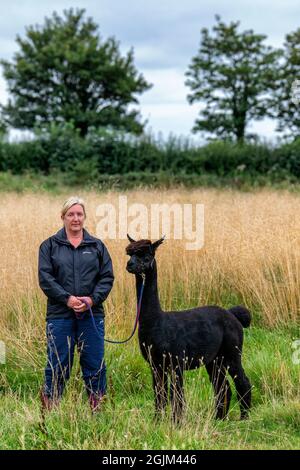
[0,0,299,142]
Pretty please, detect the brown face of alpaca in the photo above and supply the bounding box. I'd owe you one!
[125,235,165,275]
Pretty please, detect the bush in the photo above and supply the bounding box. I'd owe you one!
[0,125,300,182]
[274,138,300,178]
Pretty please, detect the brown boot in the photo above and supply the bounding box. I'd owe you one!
[40,389,59,413]
[89,393,106,413]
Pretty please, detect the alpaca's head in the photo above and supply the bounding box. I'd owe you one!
[126,234,164,275]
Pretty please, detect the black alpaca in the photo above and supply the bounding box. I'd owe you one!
[126,235,252,422]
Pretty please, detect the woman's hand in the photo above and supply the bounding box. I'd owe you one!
[73,296,93,313]
[67,295,85,310]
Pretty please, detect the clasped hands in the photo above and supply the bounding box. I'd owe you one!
[67,295,93,316]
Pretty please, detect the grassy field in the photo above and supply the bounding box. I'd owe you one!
[0,188,300,450]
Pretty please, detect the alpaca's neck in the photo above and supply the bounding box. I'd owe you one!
[135,261,162,325]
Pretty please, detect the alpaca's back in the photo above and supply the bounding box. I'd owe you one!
[138,305,245,370]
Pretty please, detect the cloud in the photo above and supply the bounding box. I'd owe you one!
[139,68,189,105]
[138,68,200,138]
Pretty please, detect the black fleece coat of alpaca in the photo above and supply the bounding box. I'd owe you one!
[126,238,252,421]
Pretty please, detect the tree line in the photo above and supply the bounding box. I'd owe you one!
[0,8,299,186]
[1,126,300,185]
[0,9,299,143]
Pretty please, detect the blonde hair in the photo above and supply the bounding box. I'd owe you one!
[61,196,86,218]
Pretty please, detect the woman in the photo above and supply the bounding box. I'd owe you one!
[38,196,114,412]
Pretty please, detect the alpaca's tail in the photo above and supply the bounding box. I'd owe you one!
[228,305,251,328]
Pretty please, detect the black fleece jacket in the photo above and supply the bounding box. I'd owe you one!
[38,227,114,319]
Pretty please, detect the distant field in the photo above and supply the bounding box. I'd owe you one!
[0,188,299,449]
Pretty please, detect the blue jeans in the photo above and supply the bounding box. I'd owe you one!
[43,317,106,400]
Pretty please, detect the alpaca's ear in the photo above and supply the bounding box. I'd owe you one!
[151,235,165,252]
[127,234,136,243]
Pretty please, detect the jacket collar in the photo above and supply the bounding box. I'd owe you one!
[53,227,97,245]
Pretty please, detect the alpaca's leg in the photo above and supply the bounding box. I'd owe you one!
[152,367,168,418]
[206,359,232,419]
[226,358,251,420]
[170,368,185,423]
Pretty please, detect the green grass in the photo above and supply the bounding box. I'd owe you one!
[1,170,300,194]
[0,326,299,450]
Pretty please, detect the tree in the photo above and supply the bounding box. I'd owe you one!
[185,16,281,143]
[0,112,6,138]
[1,8,151,137]
[274,29,300,139]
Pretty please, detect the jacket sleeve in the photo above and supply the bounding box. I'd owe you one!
[90,242,114,306]
[38,239,71,304]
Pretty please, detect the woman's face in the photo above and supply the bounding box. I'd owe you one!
[62,204,85,234]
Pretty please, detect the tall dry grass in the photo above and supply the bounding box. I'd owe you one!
[1,188,300,450]
[0,187,300,359]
